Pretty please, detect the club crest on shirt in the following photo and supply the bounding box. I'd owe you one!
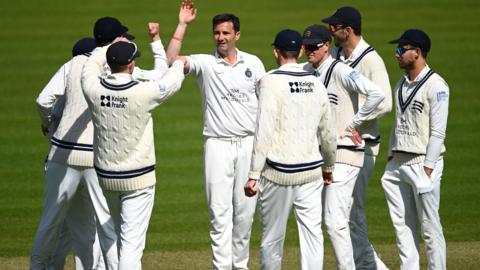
[437,91,448,102]
[245,68,253,78]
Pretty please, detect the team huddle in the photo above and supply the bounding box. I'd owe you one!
[32,1,449,270]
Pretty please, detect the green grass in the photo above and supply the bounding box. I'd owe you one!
[1,0,479,268]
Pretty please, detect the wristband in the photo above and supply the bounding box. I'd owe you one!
[171,36,182,42]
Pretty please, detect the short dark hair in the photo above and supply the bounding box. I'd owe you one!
[350,25,361,35]
[212,13,240,32]
[278,50,300,60]
[109,64,129,73]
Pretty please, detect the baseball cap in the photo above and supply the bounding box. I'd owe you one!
[272,29,303,52]
[389,29,431,54]
[94,17,135,44]
[322,6,361,31]
[72,38,97,57]
[106,41,141,67]
[302,24,331,45]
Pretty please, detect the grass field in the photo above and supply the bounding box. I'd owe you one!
[1,0,480,268]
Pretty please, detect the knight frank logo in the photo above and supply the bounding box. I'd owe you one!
[101,95,110,107]
[100,95,128,108]
[289,81,314,93]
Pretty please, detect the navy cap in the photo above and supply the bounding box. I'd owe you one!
[94,17,135,44]
[302,24,331,45]
[106,41,141,67]
[389,29,431,54]
[322,6,361,31]
[272,29,303,52]
[72,38,96,57]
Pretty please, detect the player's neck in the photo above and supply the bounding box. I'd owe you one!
[343,35,361,59]
[313,53,330,69]
[219,49,237,65]
[407,61,427,81]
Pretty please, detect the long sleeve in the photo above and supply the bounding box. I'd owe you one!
[149,60,186,107]
[317,90,337,172]
[340,68,385,128]
[36,61,70,127]
[366,55,392,118]
[132,39,169,81]
[249,76,278,180]
[424,80,449,168]
[81,46,108,97]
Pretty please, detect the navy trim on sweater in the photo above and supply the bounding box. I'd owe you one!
[323,60,341,88]
[100,79,139,91]
[337,145,365,152]
[398,69,435,113]
[51,137,93,152]
[266,159,324,174]
[94,165,155,179]
[364,135,381,143]
[349,46,375,68]
[271,70,315,77]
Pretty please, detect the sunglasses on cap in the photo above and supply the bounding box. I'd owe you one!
[396,47,416,56]
[328,24,347,32]
[303,43,325,51]
[128,42,138,63]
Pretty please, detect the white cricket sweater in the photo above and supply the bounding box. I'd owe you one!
[303,55,384,167]
[248,63,336,185]
[47,54,94,166]
[37,40,168,166]
[81,46,185,191]
[333,38,392,155]
[388,66,449,169]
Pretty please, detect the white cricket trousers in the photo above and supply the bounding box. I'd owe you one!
[204,136,257,270]
[382,158,446,270]
[257,178,324,270]
[350,154,389,270]
[323,163,359,270]
[31,161,117,270]
[104,186,155,270]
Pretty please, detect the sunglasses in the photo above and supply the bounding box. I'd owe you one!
[128,42,138,62]
[396,47,416,56]
[303,43,325,51]
[328,24,347,32]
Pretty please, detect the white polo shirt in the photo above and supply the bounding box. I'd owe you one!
[187,49,265,138]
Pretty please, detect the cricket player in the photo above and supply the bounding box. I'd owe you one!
[32,17,168,270]
[36,37,106,270]
[81,39,186,270]
[383,29,448,270]
[244,29,336,270]
[166,1,266,269]
[322,6,392,269]
[301,24,385,270]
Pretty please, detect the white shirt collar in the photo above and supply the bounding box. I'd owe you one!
[214,48,244,66]
[403,65,431,84]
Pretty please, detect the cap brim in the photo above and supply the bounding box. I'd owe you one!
[134,50,141,59]
[321,16,342,25]
[123,32,135,41]
[302,38,324,45]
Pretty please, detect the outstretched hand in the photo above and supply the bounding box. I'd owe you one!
[179,0,197,24]
[148,22,160,41]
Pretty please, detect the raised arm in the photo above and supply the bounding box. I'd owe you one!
[131,22,169,81]
[166,0,197,67]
